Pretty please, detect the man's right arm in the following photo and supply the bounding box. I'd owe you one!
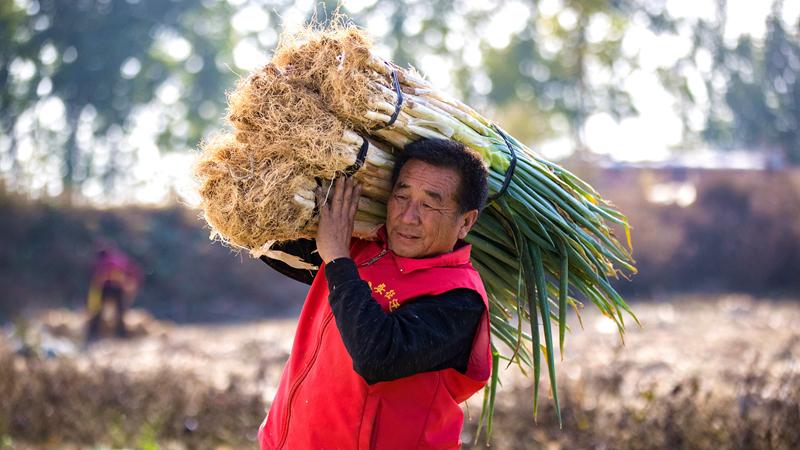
[325,257,485,384]
[259,239,323,286]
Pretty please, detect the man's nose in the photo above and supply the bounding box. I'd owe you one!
[398,202,421,224]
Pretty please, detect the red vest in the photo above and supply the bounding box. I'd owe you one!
[259,228,491,450]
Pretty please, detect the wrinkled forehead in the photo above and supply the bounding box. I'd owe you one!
[394,159,462,203]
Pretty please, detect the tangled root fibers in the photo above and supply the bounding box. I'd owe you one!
[272,22,395,130]
[191,133,317,248]
[192,23,401,249]
[227,62,354,176]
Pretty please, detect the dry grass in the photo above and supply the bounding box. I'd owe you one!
[2,295,800,449]
[0,348,266,450]
[462,294,800,449]
[0,310,294,450]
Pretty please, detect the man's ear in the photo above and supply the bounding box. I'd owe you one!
[457,210,479,239]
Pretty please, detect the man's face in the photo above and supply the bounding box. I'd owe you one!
[386,159,478,259]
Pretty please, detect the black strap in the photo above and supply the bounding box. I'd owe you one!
[344,137,370,178]
[488,124,517,203]
[372,69,403,130]
[313,137,369,221]
[312,177,323,218]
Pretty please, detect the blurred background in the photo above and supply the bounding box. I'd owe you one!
[1,0,799,449]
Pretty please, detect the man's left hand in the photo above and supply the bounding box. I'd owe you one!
[315,175,363,263]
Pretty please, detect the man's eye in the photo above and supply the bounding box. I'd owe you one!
[422,203,433,210]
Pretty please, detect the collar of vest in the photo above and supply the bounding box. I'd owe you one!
[369,225,473,274]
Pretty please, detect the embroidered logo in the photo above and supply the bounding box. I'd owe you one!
[364,280,402,312]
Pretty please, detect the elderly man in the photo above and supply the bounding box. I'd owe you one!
[258,138,491,450]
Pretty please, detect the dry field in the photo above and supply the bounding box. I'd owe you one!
[2,294,799,450]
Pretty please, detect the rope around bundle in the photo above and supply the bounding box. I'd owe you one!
[370,68,403,131]
[343,137,371,178]
[487,124,517,203]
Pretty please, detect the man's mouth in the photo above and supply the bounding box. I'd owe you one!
[396,231,420,240]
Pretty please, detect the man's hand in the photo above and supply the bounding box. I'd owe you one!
[315,175,363,264]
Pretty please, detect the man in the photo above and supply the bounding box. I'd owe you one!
[259,138,491,449]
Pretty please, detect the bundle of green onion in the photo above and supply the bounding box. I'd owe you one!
[193,22,637,440]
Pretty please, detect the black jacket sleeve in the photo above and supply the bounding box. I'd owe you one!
[324,257,485,385]
[259,239,322,286]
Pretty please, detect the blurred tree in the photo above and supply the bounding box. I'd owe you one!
[0,0,240,204]
[481,0,640,153]
[4,0,798,207]
[345,0,669,155]
[659,0,800,165]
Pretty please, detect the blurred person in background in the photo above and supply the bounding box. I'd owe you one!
[86,241,144,342]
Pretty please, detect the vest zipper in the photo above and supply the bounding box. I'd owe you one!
[359,249,386,267]
[275,247,384,447]
[275,311,334,449]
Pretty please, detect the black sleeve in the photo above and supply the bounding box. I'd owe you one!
[259,239,323,286]
[324,257,485,385]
